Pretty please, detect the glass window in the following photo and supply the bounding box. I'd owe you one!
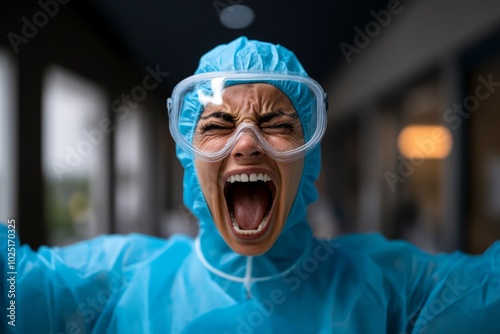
[393,78,446,253]
[42,66,109,245]
[115,108,143,233]
[468,58,500,253]
[0,49,16,223]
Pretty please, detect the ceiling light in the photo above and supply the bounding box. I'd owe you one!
[219,5,255,29]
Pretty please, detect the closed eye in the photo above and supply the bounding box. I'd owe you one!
[200,122,235,132]
[198,111,236,134]
[259,111,301,134]
[261,122,296,130]
[258,110,298,124]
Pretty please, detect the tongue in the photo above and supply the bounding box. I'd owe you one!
[232,182,270,230]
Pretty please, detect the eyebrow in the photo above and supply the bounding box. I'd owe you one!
[200,111,236,123]
[258,110,298,123]
[199,110,298,123]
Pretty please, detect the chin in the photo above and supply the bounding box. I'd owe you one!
[223,221,281,256]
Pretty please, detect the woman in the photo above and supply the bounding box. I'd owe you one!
[2,37,500,333]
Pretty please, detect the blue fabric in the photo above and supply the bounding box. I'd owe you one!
[1,37,500,333]
[2,225,500,333]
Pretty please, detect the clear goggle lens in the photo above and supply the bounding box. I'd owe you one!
[167,72,327,162]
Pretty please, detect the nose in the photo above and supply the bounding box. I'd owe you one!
[231,133,264,161]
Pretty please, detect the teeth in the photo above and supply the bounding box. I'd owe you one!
[226,172,273,235]
[228,173,272,183]
[231,215,269,235]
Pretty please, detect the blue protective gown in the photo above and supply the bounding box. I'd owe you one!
[2,37,500,334]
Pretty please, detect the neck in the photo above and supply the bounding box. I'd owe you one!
[196,221,313,285]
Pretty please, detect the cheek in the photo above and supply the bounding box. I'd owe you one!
[265,136,302,151]
[283,163,304,202]
[286,162,303,184]
[194,134,232,153]
[276,162,303,216]
[294,165,304,189]
[195,161,222,204]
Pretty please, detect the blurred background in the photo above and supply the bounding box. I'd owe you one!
[1,0,500,254]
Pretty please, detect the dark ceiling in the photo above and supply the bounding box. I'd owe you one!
[78,0,390,87]
[1,0,390,91]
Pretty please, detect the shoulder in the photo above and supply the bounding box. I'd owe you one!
[320,233,448,286]
[20,233,195,272]
[56,232,193,255]
[328,232,432,259]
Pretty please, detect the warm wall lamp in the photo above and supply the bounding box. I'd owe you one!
[397,125,453,160]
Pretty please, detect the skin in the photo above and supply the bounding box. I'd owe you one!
[194,83,305,256]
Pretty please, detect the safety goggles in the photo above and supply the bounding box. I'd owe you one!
[167,72,328,163]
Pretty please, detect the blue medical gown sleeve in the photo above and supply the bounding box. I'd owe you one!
[409,241,500,333]
[335,234,500,333]
[0,224,191,333]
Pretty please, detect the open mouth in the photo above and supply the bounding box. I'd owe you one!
[224,172,276,240]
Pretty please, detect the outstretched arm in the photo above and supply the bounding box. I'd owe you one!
[0,224,171,333]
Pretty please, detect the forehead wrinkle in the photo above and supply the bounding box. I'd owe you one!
[221,84,295,118]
